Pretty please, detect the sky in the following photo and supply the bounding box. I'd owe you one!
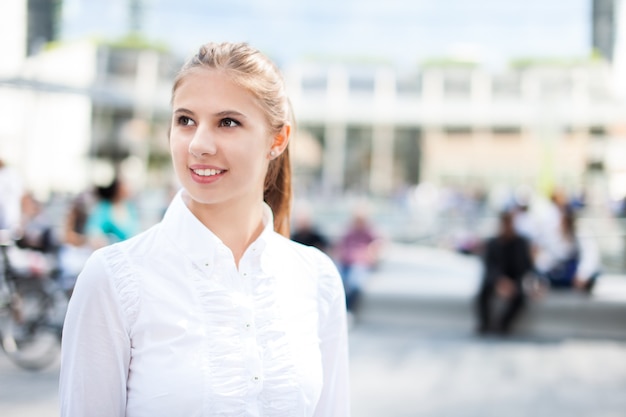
[60,0,592,70]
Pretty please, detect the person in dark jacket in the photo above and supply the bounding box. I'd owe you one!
[291,208,330,253]
[476,210,535,336]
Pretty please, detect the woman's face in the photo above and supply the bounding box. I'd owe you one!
[169,68,275,209]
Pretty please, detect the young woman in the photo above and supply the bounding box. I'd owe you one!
[59,42,350,417]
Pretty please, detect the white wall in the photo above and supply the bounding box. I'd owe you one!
[0,86,93,198]
[0,0,27,77]
[20,40,98,87]
[0,41,100,198]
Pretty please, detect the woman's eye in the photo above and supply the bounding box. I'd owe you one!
[177,116,195,126]
[219,118,240,128]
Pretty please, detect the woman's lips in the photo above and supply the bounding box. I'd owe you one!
[189,166,226,183]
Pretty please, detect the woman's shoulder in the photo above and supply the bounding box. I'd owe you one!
[273,232,335,266]
[270,233,342,293]
[72,244,140,324]
[273,236,347,316]
[82,224,163,291]
[110,221,164,255]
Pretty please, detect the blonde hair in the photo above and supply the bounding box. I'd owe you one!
[172,42,293,237]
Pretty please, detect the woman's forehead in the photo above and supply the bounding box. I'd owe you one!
[173,68,260,113]
[175,67,236,94]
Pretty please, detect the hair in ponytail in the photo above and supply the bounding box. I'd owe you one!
[171,42,293,236]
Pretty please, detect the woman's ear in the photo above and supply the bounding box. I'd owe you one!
[269,123,291,159]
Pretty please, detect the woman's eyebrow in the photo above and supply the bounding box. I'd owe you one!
[173,108,248,119]
[214,110,247,119]
[173,107,195,116]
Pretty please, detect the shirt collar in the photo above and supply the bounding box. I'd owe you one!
[160,189,276,268]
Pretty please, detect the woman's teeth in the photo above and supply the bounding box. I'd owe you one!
[193,168,223,176]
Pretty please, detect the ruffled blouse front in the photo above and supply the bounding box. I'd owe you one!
[59,192,350,417]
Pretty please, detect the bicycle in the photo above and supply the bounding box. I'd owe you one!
[0,229,68,371]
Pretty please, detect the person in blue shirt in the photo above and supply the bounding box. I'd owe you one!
[85,176,139,247]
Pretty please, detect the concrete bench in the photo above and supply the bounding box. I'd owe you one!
[517,275,626,339]
[357,244,626,340]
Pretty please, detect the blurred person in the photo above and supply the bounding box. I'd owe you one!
[536,188,569,240]
[16,192,59,254]
[60,42,349,417]
[519,188,570,268]
[536,207,600,294]
[85,176,140,248]
[0,158,23,233]
[63,191,92,247]
[511,198,537,242]
[290,206,330,253]
[335,208,382,316]
[57,191,94,296]
[618,195,626,218]
[475,210,535,336]
[13,192,60,277]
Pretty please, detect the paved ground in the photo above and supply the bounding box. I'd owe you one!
[0,354,60,416]
[361,243,626,340]
[350,243,626,416]
[349,324,626,417]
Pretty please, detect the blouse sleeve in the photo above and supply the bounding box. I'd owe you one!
[59,246,136,417]
[313,251,351,417]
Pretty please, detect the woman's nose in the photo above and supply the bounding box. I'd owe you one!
[188,127,217,157]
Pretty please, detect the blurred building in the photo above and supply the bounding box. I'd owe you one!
[0,0,176,198]
[1,0,626,208]
[2,41,626,205]
[287,60,626,202]
[593,0,626,98]
[0,38,177,197]
[594,0,618,61]
[26,0,61,56]
[0,0,61,74]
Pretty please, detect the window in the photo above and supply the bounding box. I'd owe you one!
[396,75,422,96]
[348,75,375,94]
[302,75,328,93]
[443,72,471,98]
[492,74,521,99]
[492,126,521,135]
[107,50,138,77]
[444,126,472,136]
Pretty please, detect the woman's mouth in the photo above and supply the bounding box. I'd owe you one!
[192,168,224,177]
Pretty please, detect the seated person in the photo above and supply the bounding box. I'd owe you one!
[536,208,600,294]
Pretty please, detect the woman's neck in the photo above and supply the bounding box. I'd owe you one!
[183,193,265,265]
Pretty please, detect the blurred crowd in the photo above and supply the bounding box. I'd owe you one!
[0,154,619,328]
[0,158,143,297]
[1,157,385,311]
[473,187,605,336]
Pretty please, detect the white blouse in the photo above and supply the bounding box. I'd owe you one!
[59,191,350,417]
